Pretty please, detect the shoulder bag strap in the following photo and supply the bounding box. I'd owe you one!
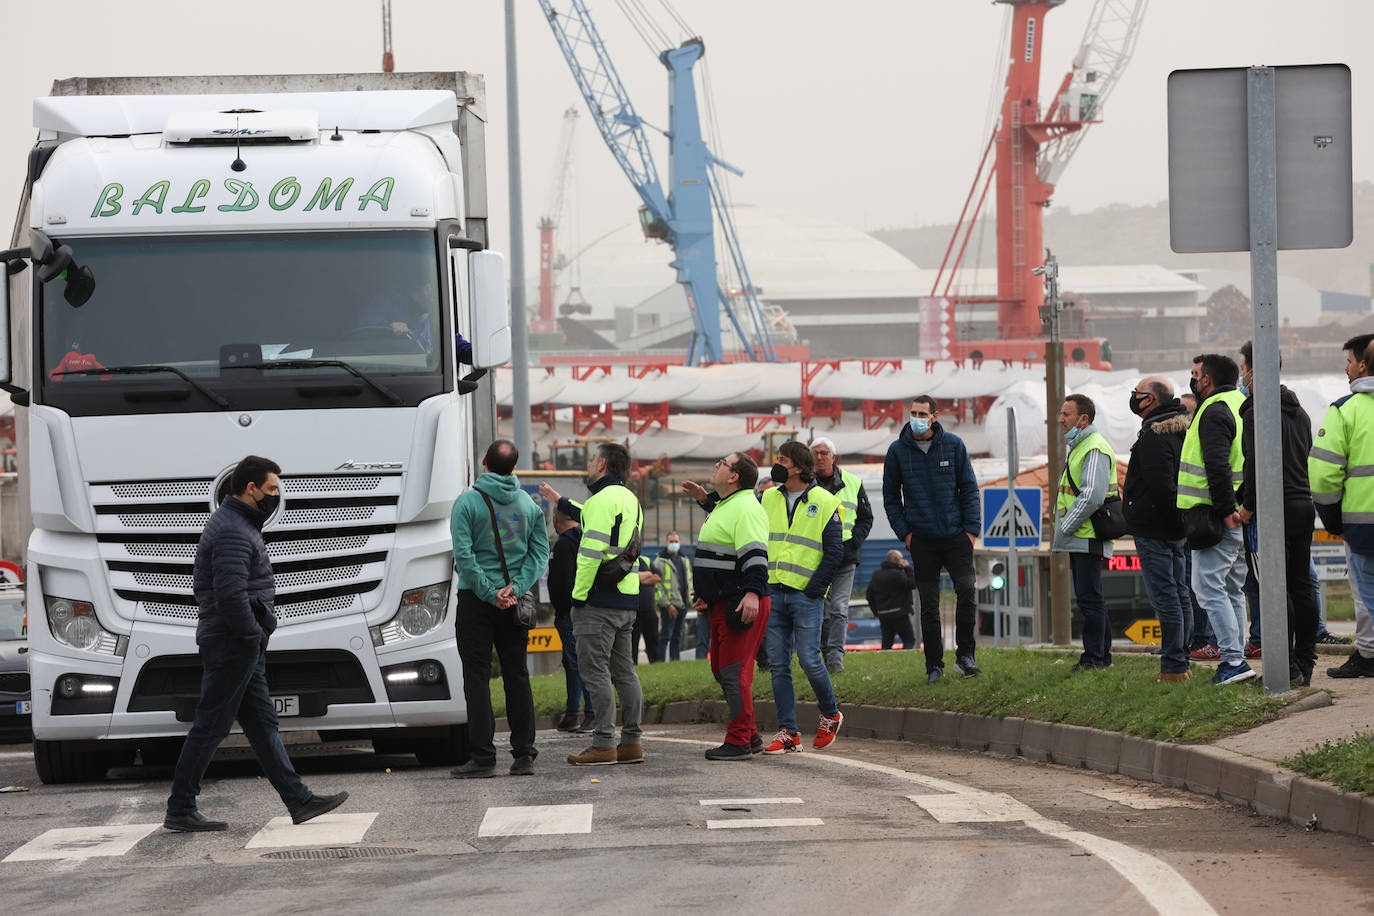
[478,491,514,584]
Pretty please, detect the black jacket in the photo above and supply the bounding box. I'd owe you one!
[1123,399,1190,540]
[548,526,581,618]
[192,496,276,647]
[814,465,873,566]
[865,560,915,617]
[1238,385,1313,510]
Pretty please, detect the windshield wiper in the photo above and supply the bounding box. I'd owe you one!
[52,365,229,407]
[228,359,402,405]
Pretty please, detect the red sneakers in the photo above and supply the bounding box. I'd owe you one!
[1244,643,1262,659]
[813,710,843,750]
[1189,645,1221,661]
[762,729,802,754]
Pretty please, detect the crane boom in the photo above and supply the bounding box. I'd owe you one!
[538,0,776,364]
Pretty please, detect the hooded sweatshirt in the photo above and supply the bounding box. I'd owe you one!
[1237,384,1313,510]
[450,472,550,606]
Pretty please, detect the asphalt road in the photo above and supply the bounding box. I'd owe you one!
[0,726,1371,915]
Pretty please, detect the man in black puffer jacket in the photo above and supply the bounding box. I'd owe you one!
[1123,377,1194,682]
[866,550,917,650]
[165,455,348,833]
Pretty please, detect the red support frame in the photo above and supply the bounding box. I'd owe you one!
[627,402,669,435]
[800,360,843,427]
[745,414,787,434]
[858,359,905,430]
[572,404,614,436]
[530,402,557,431]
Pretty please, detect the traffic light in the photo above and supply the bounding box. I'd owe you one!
[989,559,1007,591]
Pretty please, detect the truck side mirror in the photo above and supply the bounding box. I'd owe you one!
[468,250,511,369]
[0,268,10,385]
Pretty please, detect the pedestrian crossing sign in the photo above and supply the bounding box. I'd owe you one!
[981,487,1042,548]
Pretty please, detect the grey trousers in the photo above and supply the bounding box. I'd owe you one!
[572,604,644,748]
[821,563,857,669]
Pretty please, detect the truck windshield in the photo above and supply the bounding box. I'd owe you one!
[37,230,450,415]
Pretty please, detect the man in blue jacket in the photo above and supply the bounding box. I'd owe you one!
[449,440,551,778]
[164,455,349,832]
[882,395,981,682]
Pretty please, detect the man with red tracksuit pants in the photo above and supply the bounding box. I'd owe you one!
[683,452,772,760]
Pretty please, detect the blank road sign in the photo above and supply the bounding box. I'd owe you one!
[1167,64,1352,253]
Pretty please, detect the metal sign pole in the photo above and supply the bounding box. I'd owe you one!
[1006,406,1020,649]
[1246,66,1291,694]
[1040,254,1071,645]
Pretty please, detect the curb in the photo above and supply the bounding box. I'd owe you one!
[675,698,1368,842]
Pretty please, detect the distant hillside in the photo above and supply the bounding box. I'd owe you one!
[872,183,1374,296]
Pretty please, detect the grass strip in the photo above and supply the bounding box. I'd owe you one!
[1284,733,1374,795]
[494,648,1290,743]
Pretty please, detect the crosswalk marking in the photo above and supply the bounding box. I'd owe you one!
[699,797,804,806]
[478,804,593,837]
[705,818,824,829]
[907,792,1038,823]
[3,824,162,862]
[245,812,378,850]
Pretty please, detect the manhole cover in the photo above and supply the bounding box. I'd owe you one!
[260,846,416,860]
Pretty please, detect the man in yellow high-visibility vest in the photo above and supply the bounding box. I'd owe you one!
[1177,353,1256,686]
[1312,334,1374,678]
[811,437,873,674]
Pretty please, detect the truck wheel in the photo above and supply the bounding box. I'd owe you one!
[34,739,111,784]
[413,725,468,767]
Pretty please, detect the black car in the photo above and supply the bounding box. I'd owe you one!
[0,587,30,742]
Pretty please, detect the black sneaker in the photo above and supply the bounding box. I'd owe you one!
[163,810,228,833]
[575,716,596,733]
[1328,652,1374,678]
[510,757,534,776]
[927,667,944,684]
[449,760,496,779]
[953,655,981,678]
[1317,631,1353,645]
[290,791,349,825]
[555,715,580,732]
[749,734,763,755]
[705,742,753,761]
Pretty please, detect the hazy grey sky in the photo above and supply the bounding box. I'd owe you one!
[2,0,1369,262]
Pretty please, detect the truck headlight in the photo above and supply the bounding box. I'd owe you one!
[45,596,127,656]
[370,580,450,646]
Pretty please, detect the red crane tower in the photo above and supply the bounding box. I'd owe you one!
[930,0,1148,365]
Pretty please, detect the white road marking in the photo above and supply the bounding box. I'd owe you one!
[908,792,1038,823]
[699,797,804,806]
[245,812,378,850]
[651,736,1217,916]
[0,751,33,760]
[3,824,161,862]
[110,796,146,826]
[478,804,593,837]
[1086,787,1209,810]
[706,817,824,829]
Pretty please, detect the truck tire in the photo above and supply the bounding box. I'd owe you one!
[413,725,468,767]
[34,739,111,784]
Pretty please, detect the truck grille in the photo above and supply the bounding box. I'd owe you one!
[93,473,401,626]
[0,672,29,693]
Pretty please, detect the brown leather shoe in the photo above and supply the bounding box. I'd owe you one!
[616,743,644,764]
[1155,671,1192,683]
[566,746,618,766]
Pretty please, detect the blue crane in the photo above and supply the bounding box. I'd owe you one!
[537,1,778,365]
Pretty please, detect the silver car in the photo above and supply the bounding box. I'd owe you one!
[0,587,30,741]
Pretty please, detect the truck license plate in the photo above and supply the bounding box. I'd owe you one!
[272,695,299,717]
[16,700,30,714]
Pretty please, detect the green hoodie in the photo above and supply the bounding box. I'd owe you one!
[450,473,550,606]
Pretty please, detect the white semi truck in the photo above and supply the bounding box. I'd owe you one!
[0,73,511,782]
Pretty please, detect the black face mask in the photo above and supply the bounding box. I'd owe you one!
[1129,391,1150,416]
[254,491,280,519]
[770,463,789,485]
[1188,377,1200,399]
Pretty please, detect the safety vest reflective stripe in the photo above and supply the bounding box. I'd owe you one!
[572,483,643,601]
[1309,447,1346,467]
[693,557,736,571]
[1177,389,1246,510]
[1349,465,1374,478]
[1055,431,1118,540]
[762,486,841,591]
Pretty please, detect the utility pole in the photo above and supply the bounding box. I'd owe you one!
[504,0,533,467]
[1037,252,1071,645]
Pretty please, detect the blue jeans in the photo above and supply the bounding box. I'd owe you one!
[1186,549,1215,647]
[1136,536,1192,674]
[1070,553,1111,667]
[766,587,838,732]
[167,639,312,817]
[1192,527,1249,666]
[554,616,593,720]
[1351,551,1374,634]
[695,612,711,659]
[658,606,686,661]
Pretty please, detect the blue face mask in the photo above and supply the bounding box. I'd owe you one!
[1065,426,1082,445]
[667,542,680,554]
[1238,380,1250,398]
[909,417,930,436]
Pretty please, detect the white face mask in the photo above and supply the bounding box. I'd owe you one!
[667,542,680,553]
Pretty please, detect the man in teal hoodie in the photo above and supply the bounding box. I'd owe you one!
[449,439,550,778]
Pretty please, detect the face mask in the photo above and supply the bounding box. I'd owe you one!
[667,542,680,554]
[1065,427,1082,445]
[909,417,930,435]
[1128,391,1149,416]
[1238,379,1250,398]
[770,463,789,485]
[1188,377,1200,399]
[255,491,280,516]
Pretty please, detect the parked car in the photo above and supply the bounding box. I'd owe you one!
[0,587,31,741]
[845,601,884,649]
